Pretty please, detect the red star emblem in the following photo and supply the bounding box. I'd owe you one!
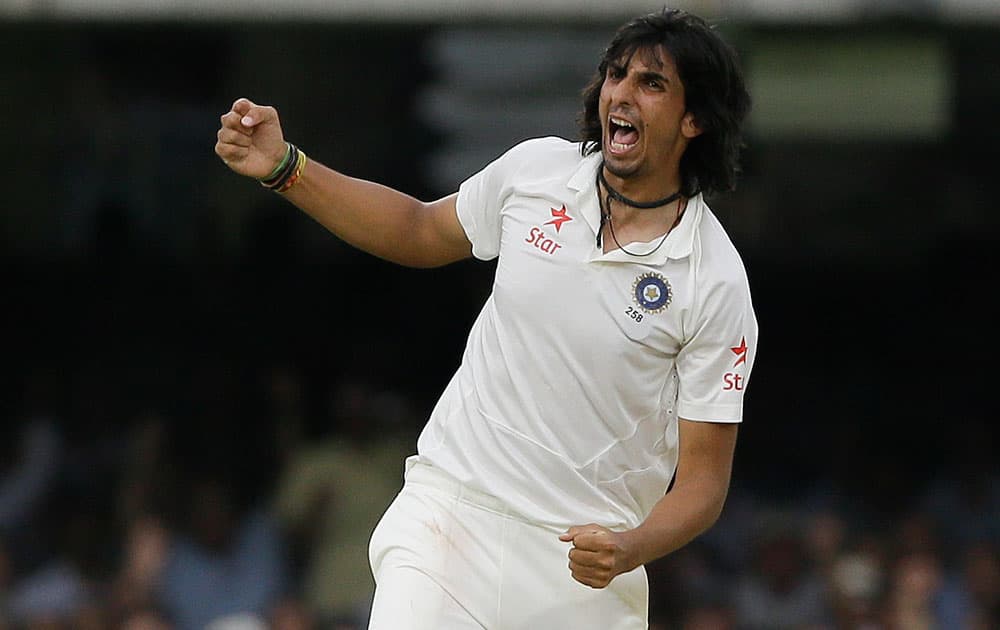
[543,205,573,233]
[730,336,748,367]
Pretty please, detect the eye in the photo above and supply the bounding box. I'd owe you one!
[607,66,625,80]
[645,79,663,90]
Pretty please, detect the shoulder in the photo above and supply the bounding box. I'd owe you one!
[481,136,585,187]
[680,202,757,336]
[507,135,580,156]
[492,136,583,170]
[693,201,753,289]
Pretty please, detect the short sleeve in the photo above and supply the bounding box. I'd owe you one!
[456,139,552,261]
[455,152,510,261]
[675,268,758,423]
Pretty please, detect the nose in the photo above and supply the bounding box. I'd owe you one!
[609,75,634,108]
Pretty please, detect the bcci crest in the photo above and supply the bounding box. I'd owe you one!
[632,272,672,314]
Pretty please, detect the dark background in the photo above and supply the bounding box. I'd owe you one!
[0,9,997,629]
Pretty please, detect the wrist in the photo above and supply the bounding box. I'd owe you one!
[260,143,308,194]
[617,527,648,572]
[261,142,292,181]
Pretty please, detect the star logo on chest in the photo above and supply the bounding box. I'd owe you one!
[543,205,573,233]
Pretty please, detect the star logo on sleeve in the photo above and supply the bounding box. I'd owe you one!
[543,205,573,233]
[730,336,748,367]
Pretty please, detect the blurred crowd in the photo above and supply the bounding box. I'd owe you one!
[647,418,1000,630]
[1,360,416,630]
[1,355,996,630]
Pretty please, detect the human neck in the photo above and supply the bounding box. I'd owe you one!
[600,164,684,206]
[595,179,687,254]
[599,167,682,211]
[596,163,688,253]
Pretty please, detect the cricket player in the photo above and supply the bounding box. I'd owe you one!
[216,8,756,629]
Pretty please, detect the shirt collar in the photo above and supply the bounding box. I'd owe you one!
[568,152,702,265]
[567,150,603,236]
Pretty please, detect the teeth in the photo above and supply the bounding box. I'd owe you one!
[610,116,634,128]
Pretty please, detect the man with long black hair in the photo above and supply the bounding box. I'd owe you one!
[216,8,756,629]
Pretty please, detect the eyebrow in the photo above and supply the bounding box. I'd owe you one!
[607,52,671,84]
[638,70,669,84]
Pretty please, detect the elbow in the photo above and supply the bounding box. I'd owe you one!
[406,255,455,270]
[389,253,460,269]
[681,477,730,536]
[701,499,725,533]
[703,484,732,531]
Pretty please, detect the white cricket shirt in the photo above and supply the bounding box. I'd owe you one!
[415,137,758,531]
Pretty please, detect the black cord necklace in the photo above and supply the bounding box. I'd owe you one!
[598,167,684,209]
[596,166,686,256]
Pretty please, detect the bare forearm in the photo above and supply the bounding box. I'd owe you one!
[561,470,731,589]
[281,159,466,267]
[620,473,729,570]
[563,421,737,588]
[215,99,470,268]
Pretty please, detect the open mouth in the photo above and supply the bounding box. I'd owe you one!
[608,115,639,153]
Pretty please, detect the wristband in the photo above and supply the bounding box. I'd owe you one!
[261,142,292,183]
[260,143,299,190]
[276,148,308,194]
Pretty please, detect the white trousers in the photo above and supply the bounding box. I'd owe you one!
[367,458,648,630]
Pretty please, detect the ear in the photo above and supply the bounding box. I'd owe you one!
[681,111,703,139]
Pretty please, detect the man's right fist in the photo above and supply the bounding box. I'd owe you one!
[215,98,287,179]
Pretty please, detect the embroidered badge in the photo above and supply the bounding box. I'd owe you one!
[632,272,672,314]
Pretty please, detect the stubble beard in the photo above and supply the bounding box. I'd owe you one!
[601,148,641,180]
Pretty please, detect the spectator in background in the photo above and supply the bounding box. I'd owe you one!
[2,488,107,629]
[111,464,288,630]
[155,470,288,630]
[936,540,1000,629]
[0,369,64,571]
[115,413,171,520]
[882,550,945,629]
[111,515,171,624]
[678,602,735,630]
[0,540,11,625]
[921,417,1000,550]
[0,418,62,540]
[646,540,732,629]
[263,362,309,471]
[964,542,1000,627]
[108,411,178,626]
[827,547,884,629]
[274,378,413,629]
[120,607,173,630]
[0,371,90,630]
[270,597,317,630]
[733,515,830,629]
[802,510,846,578]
